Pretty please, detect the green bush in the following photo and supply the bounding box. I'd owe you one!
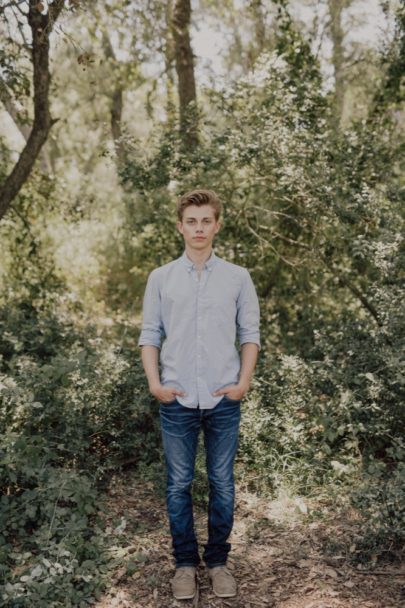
[239,302,404,556]
[350,461,405,561]
[116,31,404,561]
[0,293,161,605]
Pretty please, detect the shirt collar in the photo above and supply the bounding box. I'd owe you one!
[181,249,217,272]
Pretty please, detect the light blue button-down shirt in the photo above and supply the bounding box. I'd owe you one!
[138,249,260,409]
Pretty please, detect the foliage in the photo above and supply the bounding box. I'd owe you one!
[0,4,403,601]
[0,259,160,604]
[117,12,404,559]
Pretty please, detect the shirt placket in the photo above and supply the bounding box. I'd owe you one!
[193,266,210,404]
[194,267,201,403]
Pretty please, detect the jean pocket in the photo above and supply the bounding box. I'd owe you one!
[160,398,178,406]
[222,395,240,405]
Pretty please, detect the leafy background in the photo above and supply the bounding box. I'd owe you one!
[0,0,403,605]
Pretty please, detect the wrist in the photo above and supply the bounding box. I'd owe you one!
[149,381,162,393]
[238,379,251,391]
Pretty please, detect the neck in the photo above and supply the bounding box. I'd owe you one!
[185,246,213,269]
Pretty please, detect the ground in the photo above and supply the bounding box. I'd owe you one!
[94,474,404,608]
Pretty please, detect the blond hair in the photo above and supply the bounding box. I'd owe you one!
[177,189,221,221]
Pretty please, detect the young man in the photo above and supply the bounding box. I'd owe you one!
[138,189,260,600]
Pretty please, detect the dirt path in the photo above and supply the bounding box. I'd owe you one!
[94,475,404,608]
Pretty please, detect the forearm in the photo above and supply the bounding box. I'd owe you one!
[141,345,186,402]
[239,342,259,388]
[141,345,161,391]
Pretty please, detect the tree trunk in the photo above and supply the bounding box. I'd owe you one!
[172,0,198,150]
[328,0,347,128]
[252,0,266,56]
[0,0,64,221]
[101,32,125,167]
[165,0,177,130]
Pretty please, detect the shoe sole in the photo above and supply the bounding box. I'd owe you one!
[213,591,237,598]
[173,593,196,600]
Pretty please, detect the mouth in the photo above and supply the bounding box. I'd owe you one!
[193,237,206,240]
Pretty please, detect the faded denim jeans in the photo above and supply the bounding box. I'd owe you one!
[159,396,241,568]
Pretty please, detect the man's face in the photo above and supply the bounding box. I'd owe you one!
[177,204,221,251]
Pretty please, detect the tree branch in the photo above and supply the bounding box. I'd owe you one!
[0,1,27,16]
[244,209,383,325]
[0,81,31,141]
[319,254,382,325]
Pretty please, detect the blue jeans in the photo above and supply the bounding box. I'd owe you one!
[159,396,241,568]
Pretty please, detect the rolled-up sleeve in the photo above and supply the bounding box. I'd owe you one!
[138,269,164,348]
[236,269,261,350]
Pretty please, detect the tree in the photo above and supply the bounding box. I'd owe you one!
[0,0,65,221]
[172,0,198,149]
[327,0,349,127]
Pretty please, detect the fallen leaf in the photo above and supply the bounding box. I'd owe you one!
[324,567,339,578]
[297,559,313,568]
[303,584,316,593]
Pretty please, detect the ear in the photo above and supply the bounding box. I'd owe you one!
[215,221,222,233]
[176,220,184,235]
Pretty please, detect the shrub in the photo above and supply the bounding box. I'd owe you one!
[0,294,161,604]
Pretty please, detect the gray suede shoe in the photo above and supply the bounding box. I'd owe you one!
[208,565,237,597]
[170,566,197,600]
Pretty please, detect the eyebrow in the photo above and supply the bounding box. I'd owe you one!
[185,216,214,220]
